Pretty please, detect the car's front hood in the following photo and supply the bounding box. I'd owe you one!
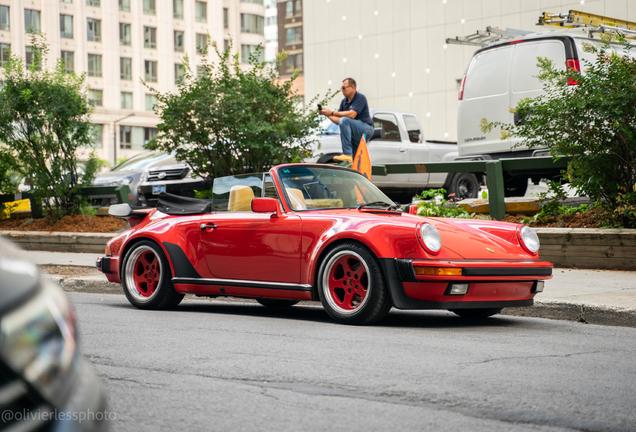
[94,171,141,184]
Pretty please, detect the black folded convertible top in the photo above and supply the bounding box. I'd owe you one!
[156,192,211,215]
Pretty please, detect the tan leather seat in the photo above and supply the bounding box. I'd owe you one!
[287,188,307,210]
[227,185,255,212]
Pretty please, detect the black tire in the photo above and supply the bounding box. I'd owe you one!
[503,175,529,197]
[317,243,392,325]
[449,308,503,319]
[256,299,299,308]
[121,240,184,310]
[446,173,480,200]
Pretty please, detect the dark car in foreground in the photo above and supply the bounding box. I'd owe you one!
[97,163,552,325]
[0,238,108,431]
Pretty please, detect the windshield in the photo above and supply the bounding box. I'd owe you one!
[319,118,340,135]
[277,166,393,210]
[113,151,174,171]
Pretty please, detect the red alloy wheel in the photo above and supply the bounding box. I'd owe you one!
[124,245,163,301]
[324,251,370,313]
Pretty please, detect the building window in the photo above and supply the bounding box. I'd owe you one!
[120,57,132,80]
[0,43,10,68]
[86,0,100,6]
[61,51,74,74]
[60,0,73,3]
[144,27,156,49]
[121,92,133,109]
[120,23,131,46]
[175,64,184,84]
[287,53,302,71]
[285,1,292,17]
[196,33,208,54]
[195,1,207,23]
[0,6,9,31]
[173,0,183,19]
[60,15,74,39]
[197,65,208,77]
[241,45,262,64]
[92,124,103,148]
[223,39,229,52]
[145,128,157,144]
[286,26,302,44]
[145,60,157,82]
[240,0,264,4]
[294,0,301,15]
[25,10,41,34]
[241,14,264,35]
[143,0,156,15]
[88,54,102,77]
[87,19,101,42]
[223,8,228,29]
[119,0,130,12]
[174,31,184,52]
[88,89,102,106]
[25,46,41,68]
[145,94,157,111]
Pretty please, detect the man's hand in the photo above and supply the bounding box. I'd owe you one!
[319,108,334,116]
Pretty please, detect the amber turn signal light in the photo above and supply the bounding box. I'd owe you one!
[414,267,462,276]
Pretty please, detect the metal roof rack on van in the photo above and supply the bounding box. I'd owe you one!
[539,10,636,40]
[445,26,532,47]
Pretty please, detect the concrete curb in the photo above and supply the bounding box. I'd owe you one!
[50,274,636,328]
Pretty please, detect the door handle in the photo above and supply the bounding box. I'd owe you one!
[399,148,407,152]
[200,223,217,230]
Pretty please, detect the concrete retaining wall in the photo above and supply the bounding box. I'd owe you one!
[2,228,635,270]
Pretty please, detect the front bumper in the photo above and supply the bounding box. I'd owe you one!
[380,258,552,310]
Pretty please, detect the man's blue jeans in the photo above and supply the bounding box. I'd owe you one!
[339,117,374,156]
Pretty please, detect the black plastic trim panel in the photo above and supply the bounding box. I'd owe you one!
[163,242,202,279]
[462,267,552,277]
[172,277,312,291]
[394,259,417,282]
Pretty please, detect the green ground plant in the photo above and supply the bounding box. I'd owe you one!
[0,34,100,221]
[415,188,487,219]
[483,35,636,227]
[144,38,335,185]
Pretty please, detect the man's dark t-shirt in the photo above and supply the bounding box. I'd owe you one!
[338,92,373,128]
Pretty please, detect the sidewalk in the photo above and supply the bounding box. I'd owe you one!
[22,250,636,328]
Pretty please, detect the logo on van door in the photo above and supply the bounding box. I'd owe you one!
[464,136,486,142]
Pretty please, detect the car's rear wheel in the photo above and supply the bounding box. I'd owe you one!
[449,308,503,319]
[256,299,299,308]
[121,240,184,310]
[317,243,392,325]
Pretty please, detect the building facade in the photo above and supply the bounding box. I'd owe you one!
[276,0,303,103]
[303,0,634,142]
[0,0,265,165]
[264,0,277,62]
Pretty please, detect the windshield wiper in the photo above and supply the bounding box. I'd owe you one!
[356,201,401,211]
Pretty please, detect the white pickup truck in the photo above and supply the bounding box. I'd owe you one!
[306,109,480,203]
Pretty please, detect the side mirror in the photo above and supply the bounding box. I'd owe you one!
[251,197,282,218]
[109,203,132,217]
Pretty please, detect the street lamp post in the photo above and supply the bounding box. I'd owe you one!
[112,113,135,166]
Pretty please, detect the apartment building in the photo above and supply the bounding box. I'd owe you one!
[0,0,265,165]
[303,0,633,142]
[276,0,302,103]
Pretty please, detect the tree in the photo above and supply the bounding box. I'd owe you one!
[144,40,334,183]
[0,34,99,220]
[488,35,636,227]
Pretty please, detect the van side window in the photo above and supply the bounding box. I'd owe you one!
[464,46,513,99]
[403,115,423,143]
[373,113,401,141]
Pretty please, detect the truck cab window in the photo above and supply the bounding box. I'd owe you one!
[403,115,423,143]
[373,113,401,141]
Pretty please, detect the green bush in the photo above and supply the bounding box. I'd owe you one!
[416,189,486,219]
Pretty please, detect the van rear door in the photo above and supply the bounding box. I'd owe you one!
[458,45,513,156]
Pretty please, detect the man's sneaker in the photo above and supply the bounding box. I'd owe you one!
[332,154,353,162]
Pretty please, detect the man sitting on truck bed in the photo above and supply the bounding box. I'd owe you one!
[319,78,374,163]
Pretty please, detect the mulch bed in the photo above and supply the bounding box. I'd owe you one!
[503,209,602,228]
[0,214,128,233]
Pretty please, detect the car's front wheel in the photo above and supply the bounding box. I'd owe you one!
[121,240,184,310]
[449,308,503,319]
[317,243,392,325]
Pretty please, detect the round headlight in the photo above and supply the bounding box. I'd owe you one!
[419,223,442,254]
[519,226,540,254]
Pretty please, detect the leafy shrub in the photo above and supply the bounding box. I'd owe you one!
[415,189,487,219]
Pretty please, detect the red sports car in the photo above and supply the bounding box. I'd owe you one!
[97,164,552,325]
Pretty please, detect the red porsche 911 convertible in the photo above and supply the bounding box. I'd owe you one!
[97,163,552,325]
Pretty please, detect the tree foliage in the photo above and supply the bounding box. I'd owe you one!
[144,40,334,182]
[491,36,636,227]
[0,34,99,220]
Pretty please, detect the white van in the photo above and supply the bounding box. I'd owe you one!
[456,28,634,196]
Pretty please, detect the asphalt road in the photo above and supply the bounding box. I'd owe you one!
[71,293,636,432]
